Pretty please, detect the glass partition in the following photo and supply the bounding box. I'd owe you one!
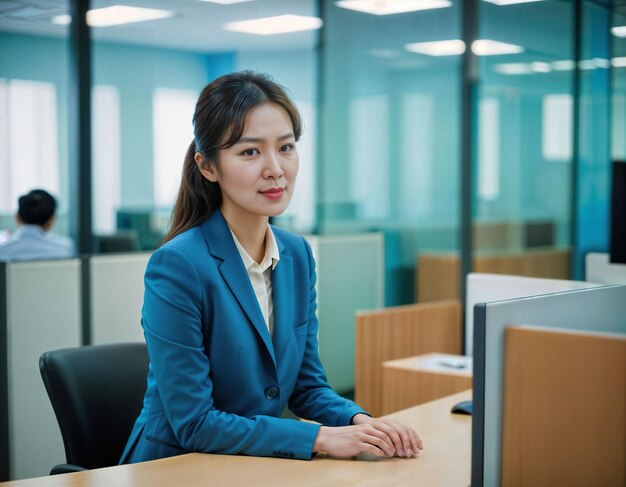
[0,1,71,244]
[474,0,575,280]
[320,0,462,305]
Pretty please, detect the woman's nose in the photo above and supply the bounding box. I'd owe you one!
[263,152,283,179]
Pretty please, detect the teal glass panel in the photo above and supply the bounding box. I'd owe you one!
[575,0,611,278]
[320,0,461,306]
[476,0,575,277]
[612,6,626,162]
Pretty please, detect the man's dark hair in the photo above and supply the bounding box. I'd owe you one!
[18,189,57,226]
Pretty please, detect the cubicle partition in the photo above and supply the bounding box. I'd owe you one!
[90,253,150,344]
[305,233,384,393]
[586,252,626,284]
[464,273,600,355]
[501,325,625,486]
[0,260,82,481]
[471,285,626,487]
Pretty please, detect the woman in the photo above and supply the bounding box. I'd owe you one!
[121,71,423,463]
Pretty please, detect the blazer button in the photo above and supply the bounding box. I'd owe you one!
[265,386,279,399]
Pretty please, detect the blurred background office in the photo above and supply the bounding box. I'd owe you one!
[1,0,623,303]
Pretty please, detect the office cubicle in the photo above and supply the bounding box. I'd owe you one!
[471,285,626,487]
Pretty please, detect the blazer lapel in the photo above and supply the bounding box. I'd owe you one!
[200,211,277,368]
[272,232,295,364]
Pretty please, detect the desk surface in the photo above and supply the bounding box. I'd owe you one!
[2,390,472,487]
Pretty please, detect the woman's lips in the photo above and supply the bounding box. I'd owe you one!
[260,188,285,200]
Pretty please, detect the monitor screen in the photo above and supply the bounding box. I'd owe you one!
[610,161,626,264]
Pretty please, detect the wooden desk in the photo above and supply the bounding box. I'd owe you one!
[382,353,472,414]
[1,390,472,487]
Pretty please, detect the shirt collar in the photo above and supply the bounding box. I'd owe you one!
[230,225,280,272]
[13,225,46,239]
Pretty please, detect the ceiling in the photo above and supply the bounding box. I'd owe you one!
[0,0,319,52]
[0,0,624,57]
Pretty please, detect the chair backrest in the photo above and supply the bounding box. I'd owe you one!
[39,343,149,469]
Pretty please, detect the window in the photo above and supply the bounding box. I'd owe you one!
[92,85,121,233]
[0,79,59,212]
[542,94,573,161]
[478,97,500,201]
[153,88,196,208]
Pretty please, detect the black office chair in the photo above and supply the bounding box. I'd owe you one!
[39,343,149,474]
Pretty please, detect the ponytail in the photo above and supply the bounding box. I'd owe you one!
[162,141,221,244]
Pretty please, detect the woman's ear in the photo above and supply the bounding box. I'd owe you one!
[195,152,218,182]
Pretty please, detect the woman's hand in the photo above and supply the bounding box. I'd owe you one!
[312,415,424,459]
[350,414,424,458]
[312,424,396,458]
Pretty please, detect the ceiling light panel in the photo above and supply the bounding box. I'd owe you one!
[224,14,322,35]
[611,26,626,37]
[471,39,523,55]
[200,0,254,4]
[483,0,545,5]
[52,5,174,27]
[335,0,451,16]
[405,39,523,57]
[405,39,465,56]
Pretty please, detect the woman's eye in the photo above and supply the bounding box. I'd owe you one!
[242,148,258,156]
[280,144,294,152]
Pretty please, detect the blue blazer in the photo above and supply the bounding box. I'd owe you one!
[120,210,366,463]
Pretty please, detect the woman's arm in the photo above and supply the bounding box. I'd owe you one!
[288,238,423,458]
[286,238,366,426]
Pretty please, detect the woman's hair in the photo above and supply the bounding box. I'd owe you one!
[163,71,303,244]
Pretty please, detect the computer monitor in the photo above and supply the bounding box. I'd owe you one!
[610,161,626,264]
[471,284,626,487]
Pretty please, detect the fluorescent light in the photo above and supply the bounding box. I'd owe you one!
[472,39,523,55]
[405,39,465,56]
[224,14,322,35]
[483,0,544,5]
[200,0,253,4]
[612,57,626,68]
[335,0,451,15]
[530,61,551,73]
[611,26,626,37]
[52,5,174,27]
[405,39,523,57]
[493,62,532,75]
[551,60,575,71]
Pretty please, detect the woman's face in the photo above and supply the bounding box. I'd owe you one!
[199,102,299,224]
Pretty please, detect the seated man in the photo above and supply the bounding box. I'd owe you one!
[0,189,75,262]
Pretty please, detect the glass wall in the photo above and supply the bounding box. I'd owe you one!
[613,2,626,162]
[0,1,71,241]
[319,0,462,306]
[475,0,575,272]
